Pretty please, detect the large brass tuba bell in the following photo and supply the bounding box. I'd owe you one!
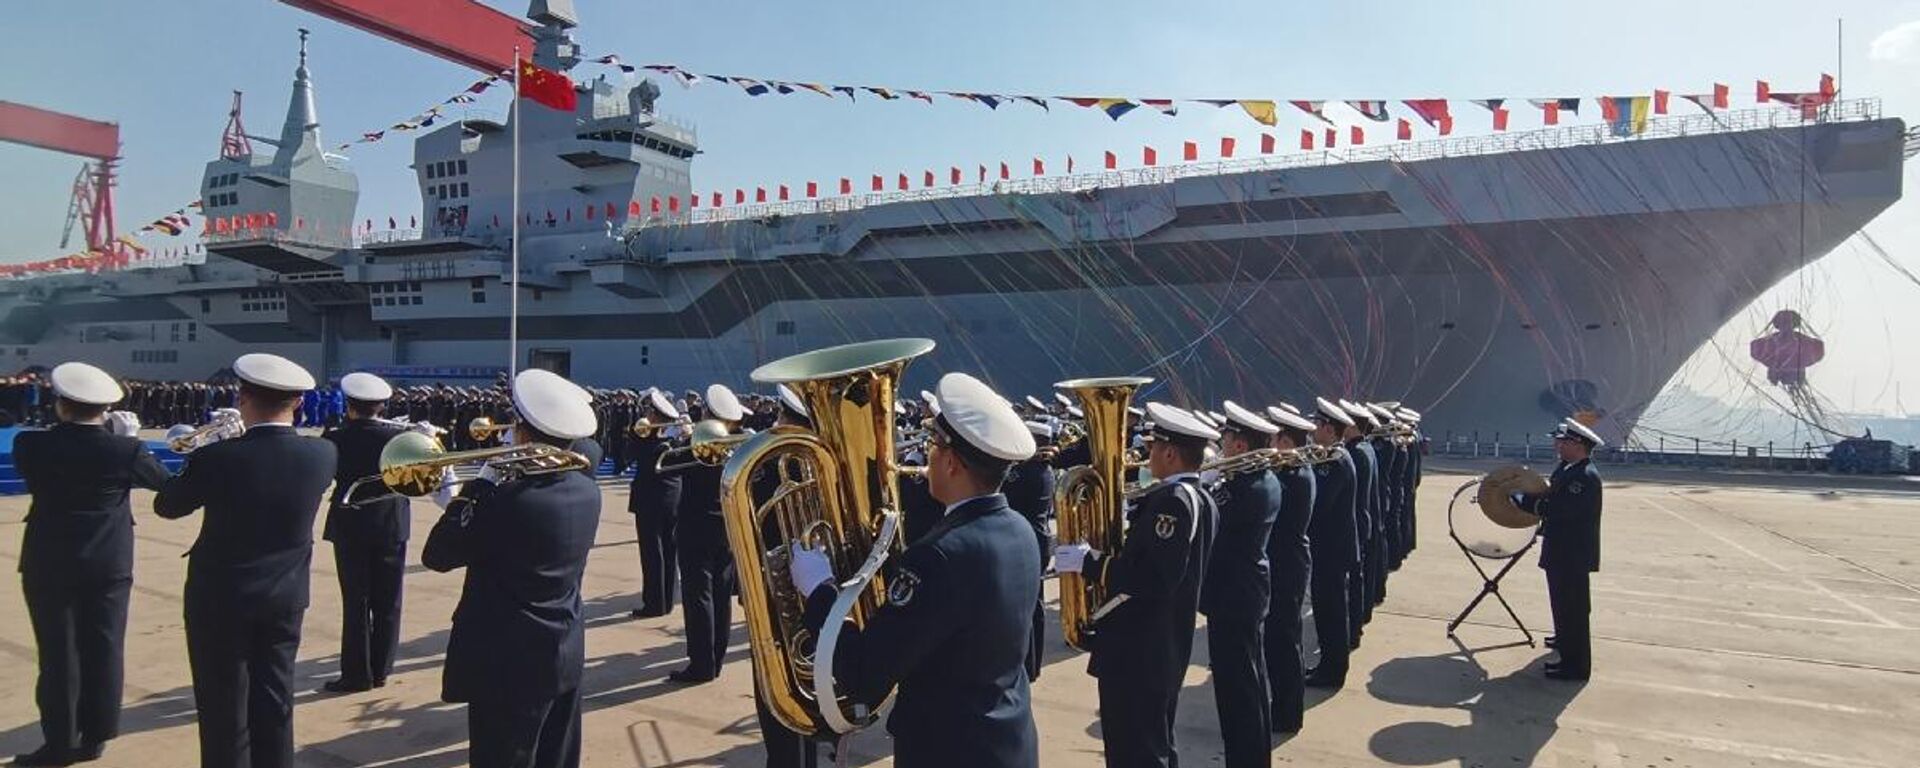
[719,338,934,737]
[1051,376,1151,651]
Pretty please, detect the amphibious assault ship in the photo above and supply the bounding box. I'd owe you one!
[0,1,1907,444]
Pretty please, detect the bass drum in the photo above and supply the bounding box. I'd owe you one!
[1447,475,1541,559]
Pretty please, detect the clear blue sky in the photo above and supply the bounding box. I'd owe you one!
[2,0,1917,417]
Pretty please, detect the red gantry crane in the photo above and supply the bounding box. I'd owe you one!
[0,100,141,266]
[279,0,536,75]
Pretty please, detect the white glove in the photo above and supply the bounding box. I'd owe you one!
[788,542,835,596]
[408,420,443,437]
[1200,468,1221,486]
[477,462,505,486]
[431,467,461,510]
[212,407,241,422]
[105,411,141,437]
[1054,543,1097,574]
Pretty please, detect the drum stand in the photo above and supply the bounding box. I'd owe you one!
[1445,533,1537,646]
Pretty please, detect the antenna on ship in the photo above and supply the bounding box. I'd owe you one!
[509,44,522,379]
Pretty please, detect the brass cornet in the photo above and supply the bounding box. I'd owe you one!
[339,430,590,504]
[167,410,244,453]
[631,414,692,439]
[468,416,512,443]
[654,419,749,472]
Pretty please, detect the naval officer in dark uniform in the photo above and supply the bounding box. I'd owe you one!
[752,385,822,768]
[627,388,684,618]
[1304,398,1358,689]
[423,368,603,768]
[1200,402,1282,766]
[319,372,420,693]
[667,383,747,683]
[13,363,167,767]
[787,372,1043,768]
[155,353,338,768]
[1003,419,1057,681]
[1263,404,1319,733]
[1516,418,1605,681]
[1057,403,1218,768]
[1339,400,1381,641]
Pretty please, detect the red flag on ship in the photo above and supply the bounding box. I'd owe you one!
[806,181,818,198]
[1397,119,1413,140]
[1351,125,1365,145]
[606,202,617,219]
[1324,128,1336,148]
[999,162,1010,180]
[898,174,908,190]
[1182,141,1197,161]
[924,171,934,188]
[1142,146,1157,166]
[779,185,789,201]
[736,189,746,204]
[518,58,578,112]
[1104,151,1117,169]
[1260,134,1275,154]
[669,196,679,212]
[1033,158,1044,176]
[871,175,883,192]
[1756,80,1771,103]
[840,178,852,195]
[1653,90,1670,115]
[1300,130,1313,150]
[651,197,660,213]
[951,167,962,185]
[712,192,723,207]
[586,204,595,221]
[756,187,768,202]
[1220,137,1235,158]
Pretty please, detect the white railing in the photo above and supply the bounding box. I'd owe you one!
[665,98,1883,227]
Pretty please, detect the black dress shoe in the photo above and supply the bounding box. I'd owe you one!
[371,678,389,688]
[1303,671,1345,690]
[1544,666,1589,681]
[631,605,669,619]
[322,678,374,694]
[667,668,716,684]
[13,743,92,767]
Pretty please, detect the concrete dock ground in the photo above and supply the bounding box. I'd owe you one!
[2,464,1917,767]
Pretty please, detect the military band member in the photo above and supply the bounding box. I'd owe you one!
[1396,407,1425,559]
[1365,403,1404,594]
[13,363,166,767]
[1338,400,1381,641]
[319,372,416,693]
[1200,402,1282,765]
[1057,403,1218,768]
[155,354,338,768]
[1515,419,1605,681]
[788,373,1043,768]
[423,369,602,768]
[628,389,684,618]
[1303,398,1358,689]
[755,385,821,768]
[1005,420,1058,682]
[669,383,746,683]
[1263,404,1319,733]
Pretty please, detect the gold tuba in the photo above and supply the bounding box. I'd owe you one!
[719,338,934,737]
[1051,376,1151,651]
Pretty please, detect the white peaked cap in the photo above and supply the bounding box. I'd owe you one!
[1274,401,1302,415]
[893,401,907,415]
[1395,407,1422,423]
[705,383,745,421]
[514,369,597,440]
[935,373,1036,461]
[922,390,942,413]
[1339,399,1377,425]
[1053,392,1073,408]
[1066,405,1085,419]
[647,389,679,419]
[777,384,808,418]
[50,362,123,405]
[1554,418,1605,448]
[234,353,316,392]
[1222,400,1279,435]
[340,372,393,402]
[1379,400,1402,410]
[1265,405,1317,432]
[1146,402,1221,442]
[1025,395,1047,411]
[1315,397,1355,427]
[1025,420,1055,438]
[1366,403,1399,423]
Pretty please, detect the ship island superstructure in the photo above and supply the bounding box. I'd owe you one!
[0,1,1906,444]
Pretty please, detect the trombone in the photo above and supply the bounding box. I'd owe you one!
[655,419,750,472]
[339,430,590,505]
[167,410,244,453]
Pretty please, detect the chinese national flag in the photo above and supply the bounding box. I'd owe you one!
[1220,137,1235,158]
[1104,151,1117,169]
[518,58,578,112]
[1260,134,1276,154]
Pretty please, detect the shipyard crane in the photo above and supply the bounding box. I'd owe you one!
[279,0,541,75]
[0,100,140,264]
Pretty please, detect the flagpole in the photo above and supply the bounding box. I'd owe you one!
[509,45,521,380]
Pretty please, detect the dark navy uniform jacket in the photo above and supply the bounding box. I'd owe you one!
[1002,458,1055,553]
[15,423,171,582]
[1346,440,1378,546]
[423,466,602,703]
[1522,459,1602,574]
[321,419,409,547]
[1308,447,1358,570]
[154,425,338,614]
[803,494,1041,768]
[1200,467,1279,624]
[1268,464,1317,591]
[625,434,682,514]
[1086,476,1216,685]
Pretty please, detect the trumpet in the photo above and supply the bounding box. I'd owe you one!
[339,430,590,503]
[655,419,749,472]
[468,416,512,443]
[372,415,445,437]
[630,414,691,439]
[1368,423,1416,446]
[167,410,244,453]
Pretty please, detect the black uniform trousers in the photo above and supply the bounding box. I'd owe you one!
[1096,675,1180,768]
[753,682,818,768]
[676,515,734,676]
[22,574,131,750]
[632,501,677,614]
[1368,526,1389,606]
[1264,579,1307,732]
[1309,568,1350,683]
[468,685,582,768]
[1545,569,1592,674]
[184,599,304,768]
[1206,619,1270,766]
[333,541,406,685]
